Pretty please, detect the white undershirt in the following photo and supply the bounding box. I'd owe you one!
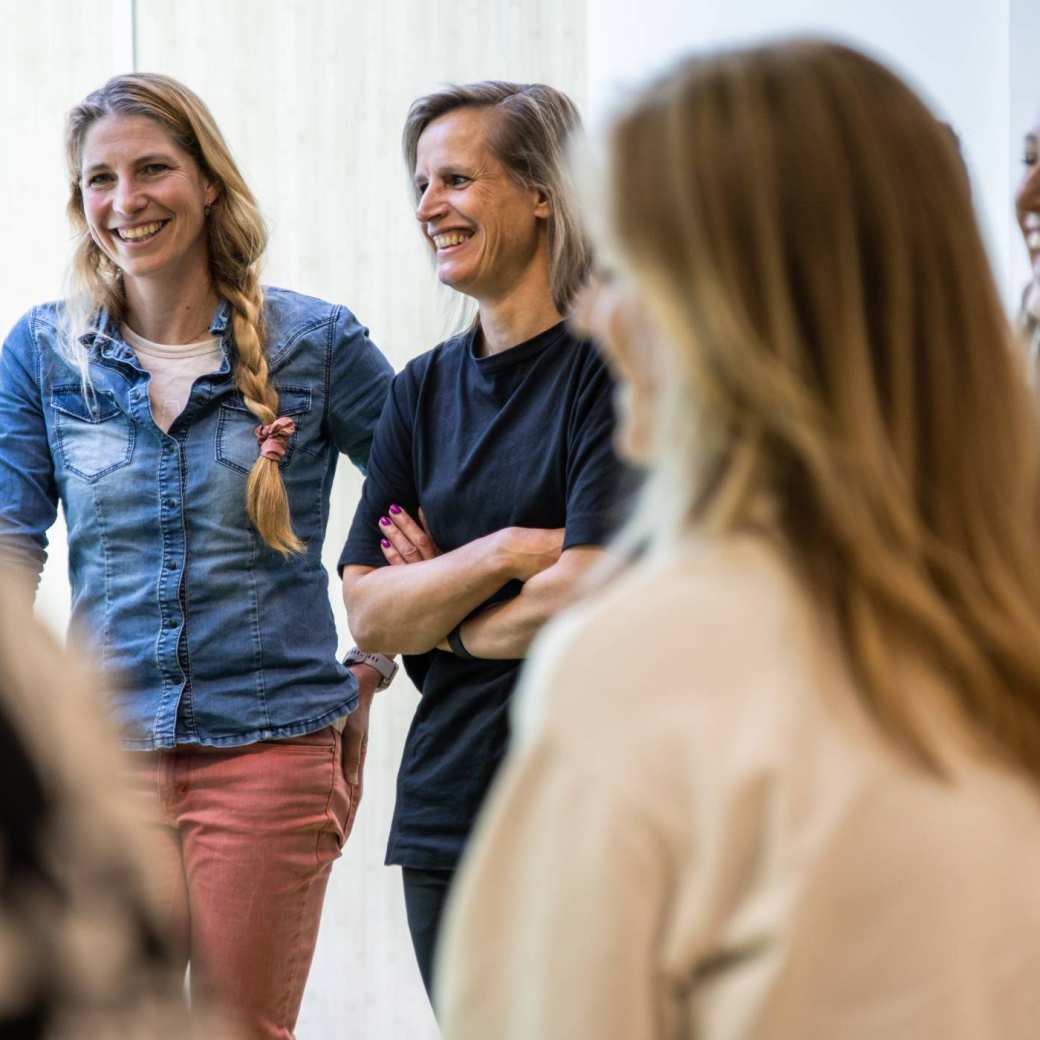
[122,325,223,433]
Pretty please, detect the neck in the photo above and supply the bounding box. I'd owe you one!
[123,266,219,345]
[475,254,563,356]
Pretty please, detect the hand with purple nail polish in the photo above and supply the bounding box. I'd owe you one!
[377,504,442,566]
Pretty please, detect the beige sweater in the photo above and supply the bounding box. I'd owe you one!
[437,535,1040,1039]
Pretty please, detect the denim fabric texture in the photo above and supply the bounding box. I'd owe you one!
[0,287,393,749]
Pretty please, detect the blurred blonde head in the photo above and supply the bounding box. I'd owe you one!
[596,39,1040,782]
[64,73,301,555]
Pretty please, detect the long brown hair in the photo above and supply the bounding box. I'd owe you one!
[604,39,1040,783]
[64,73,302,556]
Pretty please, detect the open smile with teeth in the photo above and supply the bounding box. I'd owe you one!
[433,230,473,249]
[116,220,169,243]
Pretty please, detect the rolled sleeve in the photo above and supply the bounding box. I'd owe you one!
[0,313,58,587]
[338,369,421,575]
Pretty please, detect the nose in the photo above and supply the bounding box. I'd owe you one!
[415,184,448,224]
[113,177,147,216]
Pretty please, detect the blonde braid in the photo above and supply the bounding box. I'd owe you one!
[218,275,304,556]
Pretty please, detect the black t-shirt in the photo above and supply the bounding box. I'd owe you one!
[339,320,627,870]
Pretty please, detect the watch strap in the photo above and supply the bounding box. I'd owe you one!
[343,647,399,690]
[447,622,475,659]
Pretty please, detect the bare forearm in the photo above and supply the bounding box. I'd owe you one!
[452,547,604,660]
[343,533,514,654]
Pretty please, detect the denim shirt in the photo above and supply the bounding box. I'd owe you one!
[0,287,393,750]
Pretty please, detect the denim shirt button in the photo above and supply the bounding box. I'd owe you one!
[165,498,176,509]
[166,618,178,629]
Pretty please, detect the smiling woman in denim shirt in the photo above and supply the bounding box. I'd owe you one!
[0,74,393,1038]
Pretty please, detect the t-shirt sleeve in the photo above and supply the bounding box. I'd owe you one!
[562,349,630,550]
[337,366,421,574]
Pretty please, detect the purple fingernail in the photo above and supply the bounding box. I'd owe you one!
[389,503,402,514]
[380,516,391,526]
[381,537,391,548]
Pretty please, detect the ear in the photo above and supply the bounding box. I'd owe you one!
[202,177,219,208]
[532,186,551,220]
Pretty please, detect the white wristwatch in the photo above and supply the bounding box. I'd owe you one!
[343,647,399,690]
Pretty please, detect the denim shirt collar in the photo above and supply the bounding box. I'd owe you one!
[79,300,235,369]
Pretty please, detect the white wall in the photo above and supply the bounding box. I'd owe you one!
[587,0,1019,304]
[0,0,136,635]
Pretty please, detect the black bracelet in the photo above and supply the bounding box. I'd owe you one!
[447,622,475,659]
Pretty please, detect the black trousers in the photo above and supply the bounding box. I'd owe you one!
[401,866,456,1005]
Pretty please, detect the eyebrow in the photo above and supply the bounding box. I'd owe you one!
[413,165,471,186]
[82,152,177,176]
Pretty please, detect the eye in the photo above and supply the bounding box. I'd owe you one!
[142,162,170,175]
[85,171,113,187]
[415,179,429,196]
[446,174,470,188]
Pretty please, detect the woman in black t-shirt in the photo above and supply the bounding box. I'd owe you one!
[339,81,627,1004]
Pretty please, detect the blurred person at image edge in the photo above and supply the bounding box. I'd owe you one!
[0,569,236,1037]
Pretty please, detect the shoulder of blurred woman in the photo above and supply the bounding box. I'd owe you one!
[511,532,863,784]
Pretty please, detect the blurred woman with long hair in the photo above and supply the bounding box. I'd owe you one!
[436,40,1040,1039]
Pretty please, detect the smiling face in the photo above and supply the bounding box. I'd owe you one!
[79,113,216,288]
[413,106,551,306]
[1018,124,1040,256]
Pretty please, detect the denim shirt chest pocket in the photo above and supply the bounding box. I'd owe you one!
[215,386,312,473]
[51,385,135,482]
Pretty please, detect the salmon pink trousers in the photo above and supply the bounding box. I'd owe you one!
[125,724,351,1039]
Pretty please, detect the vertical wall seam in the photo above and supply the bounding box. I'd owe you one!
[133,0,139,70]
[112,0,135,73]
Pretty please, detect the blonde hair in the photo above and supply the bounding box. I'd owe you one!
[64,73,302,555]
[403,81,591,314]
[604,39,1040,784]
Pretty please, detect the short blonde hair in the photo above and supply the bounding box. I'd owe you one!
[403,81,591,313]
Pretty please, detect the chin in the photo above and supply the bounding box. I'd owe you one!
[436,259,479,289]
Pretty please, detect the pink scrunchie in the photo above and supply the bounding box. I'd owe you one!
[255,416,297,461]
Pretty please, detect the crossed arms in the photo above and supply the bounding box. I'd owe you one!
[341,506,603,659]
